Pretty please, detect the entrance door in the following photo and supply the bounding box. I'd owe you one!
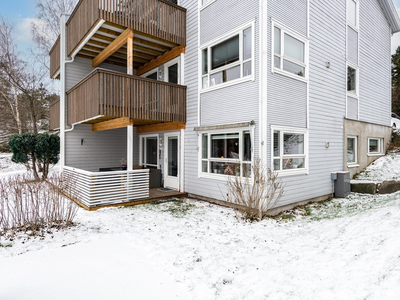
[164,132,179,190]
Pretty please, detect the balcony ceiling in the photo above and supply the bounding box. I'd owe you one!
[76,21,179,70]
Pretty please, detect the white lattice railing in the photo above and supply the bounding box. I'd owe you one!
[63,166,149,208]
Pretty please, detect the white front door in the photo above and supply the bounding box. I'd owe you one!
[164,132,179,190]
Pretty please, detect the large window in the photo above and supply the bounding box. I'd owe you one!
[368,138,383,155]
[140,135,158,168]
[201,130,252,177]
[273,23,307,79]
[272,127,308,174]
[201,24,253,90]
[347,136,357,165]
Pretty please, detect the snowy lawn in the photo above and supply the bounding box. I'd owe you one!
[1,192,400,299]
[354,153,400,182]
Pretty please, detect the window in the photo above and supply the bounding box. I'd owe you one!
[347,136,357,164]
[347,0,358,28]
[140,135,158,168]
[201,24,253,90]
[347,65,357,94]
[273,23,307,78]
[272,127,308,174]
[200,0,214,8]
[368,138,383,155]
[146,72,158,80]
[201,129,252,177]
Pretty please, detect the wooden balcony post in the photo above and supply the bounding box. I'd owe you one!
[127,36,133,75]
[127,125,134,171]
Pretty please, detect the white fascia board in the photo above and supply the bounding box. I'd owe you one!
[378,0,400,33]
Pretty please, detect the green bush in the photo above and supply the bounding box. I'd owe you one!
[8,133,60,180]
[0,142,10,153]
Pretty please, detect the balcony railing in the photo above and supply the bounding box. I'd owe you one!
[66,0,186,57]
[49,99,60,130]
[49,36,60,79]
[66,68,186,125]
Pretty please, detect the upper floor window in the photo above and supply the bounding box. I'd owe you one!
[347,0,358,29]
[201,24,253,90]
[200,0,215,8]
[273,23,307,79]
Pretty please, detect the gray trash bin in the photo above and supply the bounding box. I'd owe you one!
[334,171,351,198]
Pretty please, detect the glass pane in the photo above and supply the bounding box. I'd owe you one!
[274,159,280,171]
[146,72,157,80]
[243,131,251,161]
[146,137,158,165]
[274,27,281,54]
[347,0,357,27]
[202,0,208,5]
[369,139,379,153]
[243,27,252,60]
[243,61,252,76]
[282,158,305,170]
[283,133,304,155]
[211,133,239,159]
[168,63,178,84]
[347,138,356,163]
[274,131,280,157]
[211,35,239,70]
[202,161,208,173]
[141,137,145,165]
[347,26,358,63]
[283,59,305,77]
[210,65,240,86]
[168,136,178,177]
[274,56,280,68]
[202,76,209,88]
[202,134,208,159]
[242,164,252,177]
[202,48,208,75]
[284,34,304,62]
[210,162,240,176]
[347,66,356,92]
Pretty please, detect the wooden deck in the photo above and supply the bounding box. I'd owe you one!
[69,188,188,211]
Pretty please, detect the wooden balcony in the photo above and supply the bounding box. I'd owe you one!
[49,99,60,130]
[49,37,60,79]
[66,68,186,126]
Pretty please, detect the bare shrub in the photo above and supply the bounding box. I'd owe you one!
[0,173,78,240]
[225,157,285,222]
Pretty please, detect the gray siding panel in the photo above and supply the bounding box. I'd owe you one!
[359,0,391,126]
[269,0,308,36]
[347,97,358,120]
[347,26,358,64]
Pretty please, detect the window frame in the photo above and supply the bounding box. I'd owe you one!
[347,135,358,167]
[271,125,309,176]
[139,134,159,168]
[199,21,255,93]
[368,138,383,156]
[271,20,309,82]
[199,0,215,10]
[347,62,359,98]
[347,0,359,31]
[164,57,180,84]
[198,127,254,180]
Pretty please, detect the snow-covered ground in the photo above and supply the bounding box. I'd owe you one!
[1,156,400,299]
[355,153,400,182]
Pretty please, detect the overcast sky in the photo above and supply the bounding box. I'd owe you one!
[2,0,400,55]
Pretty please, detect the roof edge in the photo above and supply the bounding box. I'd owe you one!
[378,0,400,33]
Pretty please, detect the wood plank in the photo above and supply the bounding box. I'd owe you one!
[132,37,172,52]
[136,122,185,134]
[92,117,134,132]
[92,28,133,68]
[137,45,185,76]
[83,44,156,60]
[127,36,133,75]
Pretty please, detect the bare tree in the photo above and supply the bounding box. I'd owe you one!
[31,0,79,71]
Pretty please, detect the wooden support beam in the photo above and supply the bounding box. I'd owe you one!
[91,36,164,56]
[92,29,133,68]
[92,118,134,132]
[127,36,133,75]
[137,46,186,76]
[83,46,149,64]
[136,122,185,134]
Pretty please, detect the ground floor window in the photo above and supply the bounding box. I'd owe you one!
[347,136,357,164]
[368,138,383,155]
[272,126,308,174]
[140,135,158,168]
[201,129,252,177]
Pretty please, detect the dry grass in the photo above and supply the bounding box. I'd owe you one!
[0,173,78,240]
[225,157,285,222]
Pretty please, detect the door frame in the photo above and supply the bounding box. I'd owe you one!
[164,57,180,84]
[164,131,180,190]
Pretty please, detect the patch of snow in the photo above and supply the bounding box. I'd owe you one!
[355,153,400,182]
[1,193,400,299]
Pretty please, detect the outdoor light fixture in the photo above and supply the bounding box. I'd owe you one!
[326,62,331,68]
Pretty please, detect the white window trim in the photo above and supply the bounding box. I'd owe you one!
[197,126,254,181]
[164,57,180,84]
[199,0,216,11]
[347,135,358,166]
[347,0,359,31]
[271,19,309,82]
[271,125,309,177]
[346,62,359,99]
[367,138,384,156]
[199,20,255,94]
[139,134,159,169]
[141,68,159,80]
